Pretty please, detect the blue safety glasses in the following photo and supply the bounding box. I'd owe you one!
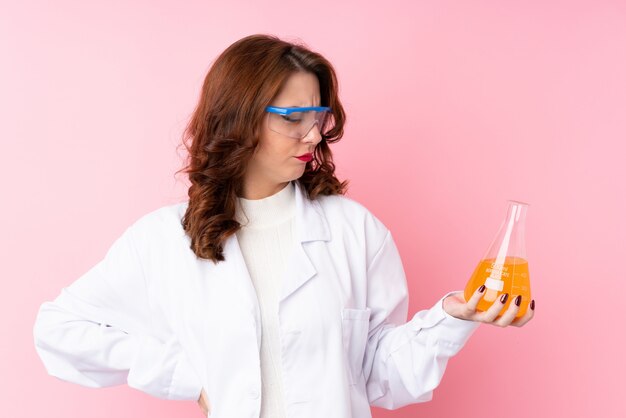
[265,106,334,140]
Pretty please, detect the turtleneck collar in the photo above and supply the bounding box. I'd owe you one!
[235,181,296,229]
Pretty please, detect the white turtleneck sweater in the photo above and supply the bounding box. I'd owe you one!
[234,181,296,418]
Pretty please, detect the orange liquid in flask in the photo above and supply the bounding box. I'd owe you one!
[464,256,531,319]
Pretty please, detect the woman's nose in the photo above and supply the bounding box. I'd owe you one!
[302,122,323,144]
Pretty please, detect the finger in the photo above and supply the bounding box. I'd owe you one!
[465,285,486,312]
[494,295,522,327]
[511,299,535,327]
[478,292,509,323]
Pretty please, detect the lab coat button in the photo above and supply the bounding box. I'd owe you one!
[249,387,260,399]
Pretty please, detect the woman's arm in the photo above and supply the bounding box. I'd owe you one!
[362,229,480,409]
[33,223,203,401]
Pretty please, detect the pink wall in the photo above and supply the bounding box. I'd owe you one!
[3,1,624,417]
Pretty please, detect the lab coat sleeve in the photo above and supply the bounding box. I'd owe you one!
[363,230,481,409]
[33,223,203,401]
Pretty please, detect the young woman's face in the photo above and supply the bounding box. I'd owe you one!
[242,71,323,199]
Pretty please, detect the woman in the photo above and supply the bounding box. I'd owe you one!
[33,34,535,418]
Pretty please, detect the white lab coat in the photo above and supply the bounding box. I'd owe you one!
[33,180,480,418]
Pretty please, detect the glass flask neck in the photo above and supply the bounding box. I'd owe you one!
[484,200,529,261]
[506,200,528,227]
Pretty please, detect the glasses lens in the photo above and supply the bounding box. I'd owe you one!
[268,110,334,139]
[319,112,334,136]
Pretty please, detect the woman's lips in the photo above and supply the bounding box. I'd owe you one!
[296,153,313,162]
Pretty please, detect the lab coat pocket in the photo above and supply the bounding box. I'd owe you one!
[341,307,371,386]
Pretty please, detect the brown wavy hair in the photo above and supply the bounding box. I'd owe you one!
[176,34,349,263]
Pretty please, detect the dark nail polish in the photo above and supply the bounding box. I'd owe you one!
[514,295,522,306]
[478,285,486,293]
[530,300,535,310]
[500,293,509,304]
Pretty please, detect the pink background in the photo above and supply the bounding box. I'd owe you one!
[2,0,624,417]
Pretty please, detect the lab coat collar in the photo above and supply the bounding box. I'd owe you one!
[280,179,331,302]
[227,179,331,306]
[292,179,331,243]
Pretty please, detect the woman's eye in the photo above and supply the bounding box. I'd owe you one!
[281,116,302,123]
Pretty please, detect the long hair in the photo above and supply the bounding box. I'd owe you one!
[176,34,349,263]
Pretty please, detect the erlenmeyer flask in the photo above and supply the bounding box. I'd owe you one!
[464,200,531,319]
